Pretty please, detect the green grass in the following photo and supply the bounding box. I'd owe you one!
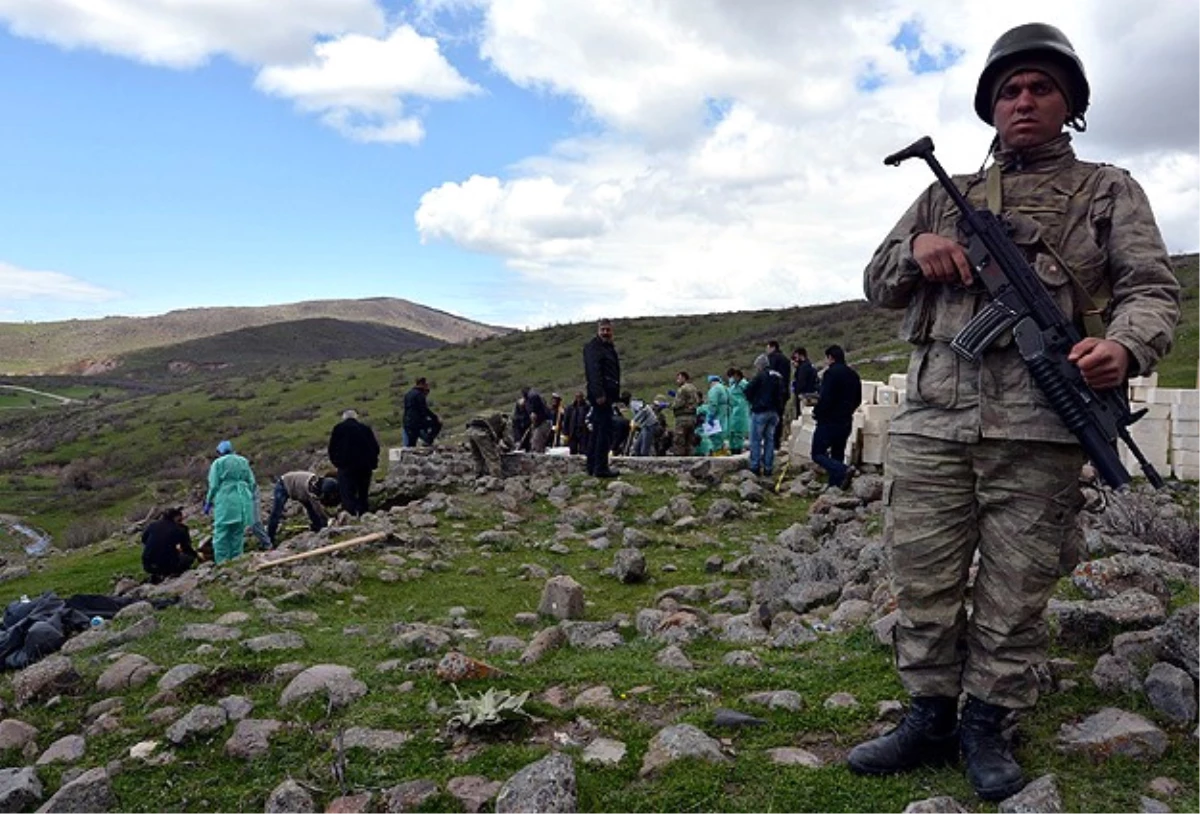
[0,475,1195,812]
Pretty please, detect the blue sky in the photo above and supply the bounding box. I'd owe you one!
[0,1,1195,330]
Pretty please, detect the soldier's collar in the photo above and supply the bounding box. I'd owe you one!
[993,132,1075,172]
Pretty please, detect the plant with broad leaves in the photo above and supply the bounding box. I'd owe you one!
[447,685,531,729]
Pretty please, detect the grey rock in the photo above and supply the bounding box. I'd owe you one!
[486,636,527,655]
[1147,777,1182,798]
[113,601,154,621]
[902,797,968,813]
[244,632,306,653]
[166,704,228,745]
[279,665,367,709]
[265,779,315,813]
[218,695,255,721]
[581,737,626,766]
[712,709,766,728]
[224,719,284,760]
[1057,707,1169,759]
[0,719,38,752]
[655,645,693,671]
[783,581,842,613]
[1047,589,1166,648]
[1092,654,1143,694]
[390,623,452,654]
[35,734,86,766]
[766,747,823,768]
[446,776,501,813]
[34,766,112,813]
[179,623,241,642]
[337,727,411,752]
[158,663,207,692]
[382,779,439,813]
[770,621,818,649]
[641,724,728,776]
[1112,629,1165,665]
[85,698,123,721]
[496,752,577,813]
[722,650,762,668]
[829,599,873,628]
[519,626,566,665]
[1159,605,1198,680]
[215,611,252,625]
[998,774,1062,813]
[872,610,901,646]
[743,690,803,711]
[0,766,42,812]
[776,524,818,553]
[179,590,214,611]
[1144,662,1197,725]
[96,653,159,693]
[559,620,618,648]
[613,549,647,583]
[1138,798,1171,814]
[824,692,859,709]
[13,655,80,707]
[573,686,617,710]
[538,576,585,620]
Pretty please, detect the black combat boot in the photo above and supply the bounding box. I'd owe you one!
[959,696,1026,801]
[846,696,959,775]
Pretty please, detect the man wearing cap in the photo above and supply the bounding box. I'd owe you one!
[327,410,381,517]
[266,471,340,545]
[853,23,1179,801]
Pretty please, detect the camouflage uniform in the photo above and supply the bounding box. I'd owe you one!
[864,133,1180,708]
[466,413,510,478]
[670,382,702,456]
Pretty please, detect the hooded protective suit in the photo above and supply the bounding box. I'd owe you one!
[205,450,257,563]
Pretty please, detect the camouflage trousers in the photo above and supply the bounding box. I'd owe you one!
[467,427,503,478]
[673,419,698,456]
[886,433,1084,708]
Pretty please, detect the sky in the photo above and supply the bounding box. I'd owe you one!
[0,0,1196,330]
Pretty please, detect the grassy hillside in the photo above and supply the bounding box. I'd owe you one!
[0,253,1194,541]
[0,297,508,375]
[113,318,445,380]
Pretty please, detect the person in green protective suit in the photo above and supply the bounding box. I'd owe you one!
[704,375,730,454]
[725,367,750,454]
[203,440,258,564]
[693,404,714,456]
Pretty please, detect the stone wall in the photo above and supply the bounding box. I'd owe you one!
[387,446,750,480]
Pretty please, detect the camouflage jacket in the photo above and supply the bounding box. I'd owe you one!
[864,134,1180,444]
[671,382,702,419]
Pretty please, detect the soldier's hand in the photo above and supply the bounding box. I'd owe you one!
[912,233,972,286]
[1068,338,1131,390]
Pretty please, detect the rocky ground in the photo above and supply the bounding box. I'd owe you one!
[0,452,1196,812]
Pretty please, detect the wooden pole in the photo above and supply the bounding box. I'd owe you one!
[251,531,387,571]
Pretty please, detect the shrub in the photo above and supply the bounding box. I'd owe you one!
[59,517,123,550]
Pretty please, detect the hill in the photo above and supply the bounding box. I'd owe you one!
[113,318,446,379]
[0,297,509,375]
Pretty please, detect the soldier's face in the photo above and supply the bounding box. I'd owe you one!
[994,71,1069,151]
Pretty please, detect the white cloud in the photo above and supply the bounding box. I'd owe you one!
[0,1,477,143]
[0,0,384,67]
[0,262,120,305]
[415,0,1199,327]
[255,25,479,144]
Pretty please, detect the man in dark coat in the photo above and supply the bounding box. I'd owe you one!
[402,378,440,447]
[327,409,380,516]
[562,391,590,455]
[582,318,621,477]
[791,346,820,413]
[766,340,791,449]
[141,507,197,583]
[811,344,862,489]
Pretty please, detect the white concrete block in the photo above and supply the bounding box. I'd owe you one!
[1173,402,1200,421]
[790,424,814,462]
[875,386,898,406]
[1119,442,1168,475]
[860,432,886,465]
[863,418,890,435]
[1171,434,1200,453]
[1130,385,1156,403]
[1128,373,1159,389]
[864,404,901,422]
[1172,462,1200,482]
[1134,402,1172,421]
[1151,388,1200,406]
[895,389,906,405]
[888,373,908,390]
[861,380,881,404]
[1170,418,1199,436]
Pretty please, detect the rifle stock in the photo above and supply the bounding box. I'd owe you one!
[883,136,1163,490]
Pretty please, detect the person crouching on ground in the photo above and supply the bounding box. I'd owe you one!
[267,471,340,546]
[142,507,197,583]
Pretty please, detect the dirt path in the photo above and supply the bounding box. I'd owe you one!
[0,384,79,405]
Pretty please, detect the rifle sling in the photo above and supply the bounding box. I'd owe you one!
[985,161,1110,339]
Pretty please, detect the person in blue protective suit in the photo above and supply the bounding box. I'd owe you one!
[725,368,750,454]
[705,374,731,454]
[203,440,258,564]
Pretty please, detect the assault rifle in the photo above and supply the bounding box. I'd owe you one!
[883,136,1163,490]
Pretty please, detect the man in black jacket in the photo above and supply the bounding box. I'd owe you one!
[812,345,862,489]
[766,340,791,450]
[328,409,381,516]
[582,318,621,477]
[791,347,820,413]
[402,378,440,447]
[141,507,197,583]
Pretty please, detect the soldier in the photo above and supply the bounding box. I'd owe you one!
[669,371,702,456]
[851,23,1180,802]
[466,412,512,478]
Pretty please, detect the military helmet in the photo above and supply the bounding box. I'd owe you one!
[974,23,1089,126]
